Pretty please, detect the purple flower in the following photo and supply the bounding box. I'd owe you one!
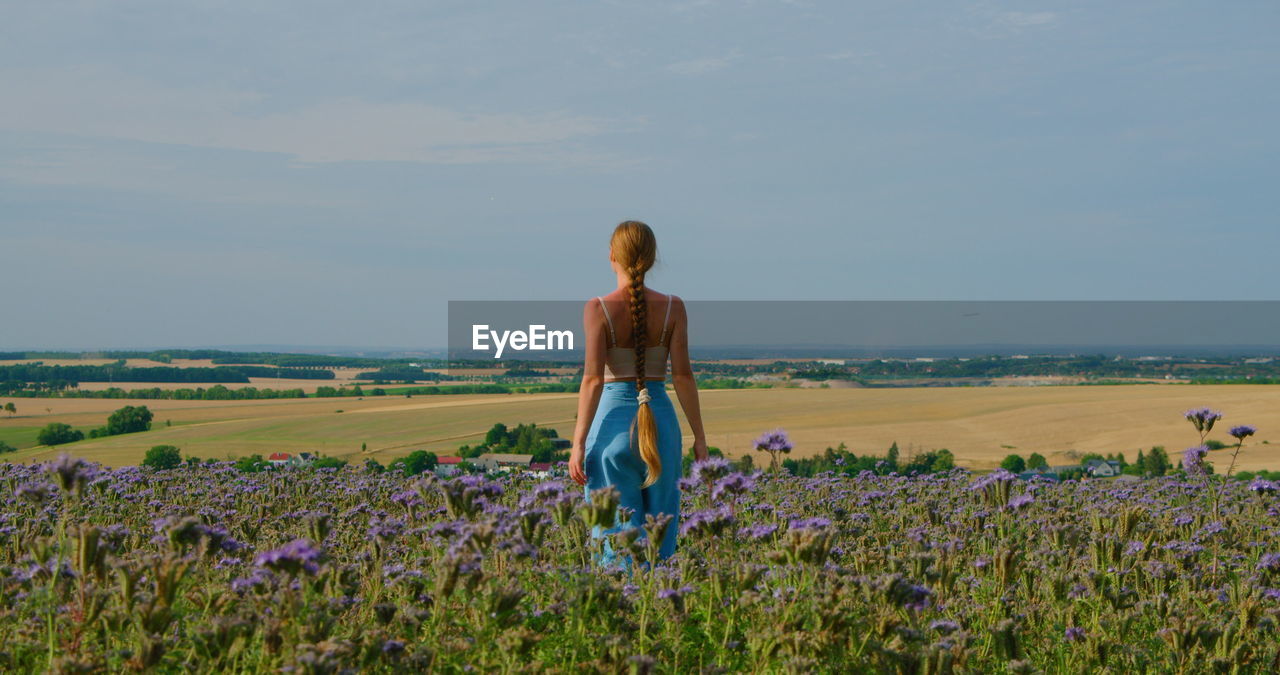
[680,506,734,537]
[970,469,1016,491]
[1184,407,1222,433]
[382,640,406,655]
[657,584,694,601]
[929,619,960,635]
[1183,445,1209,477]
[1229,425,1257,440]
[711,472,756,500]
[753,428,793,453]
[1007,494,1035,510]
[254,539,323,576]
[1065,627,1086,642]
[788,516,832,532]
[1257,552,1280,573]
[736,523,778,541]
[1249,478,1278,495]
[690,457,733,483]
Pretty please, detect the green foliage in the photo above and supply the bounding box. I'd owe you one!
[781,442,956,478]
[3,402,15,416]
[364,458,385,474]
[389,450,438,477]
[312,456,349,470]
[37,422,83,446]
[1026,453,1048,470]
[473,423,564,462]
[233,454,270,473]
[1000,454,1026,473]
[143,445,182,471]
[89,405,154,438]
[0,440,16,454]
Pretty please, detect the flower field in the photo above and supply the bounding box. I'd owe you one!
[3,448,1280,673]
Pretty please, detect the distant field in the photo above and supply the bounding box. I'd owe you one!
[3,385,1279,471]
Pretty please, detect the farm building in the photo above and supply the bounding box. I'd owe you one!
[527,462,553,477]
[267,452,315,466]
[473,453,533,473]
[1083,459,1122,477]
[435,456,464,476]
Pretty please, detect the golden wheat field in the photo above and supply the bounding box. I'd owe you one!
[3,385,1279,471]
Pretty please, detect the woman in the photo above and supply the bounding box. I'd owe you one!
[568,220,709,572]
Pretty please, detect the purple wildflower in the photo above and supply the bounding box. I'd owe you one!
[711,472,756,500]
[753,428,793,453]
[1249,478,1278,495]
[1007,494,1035,510]
[736,523,778,541]
[1229,425,1257,440]
[1065,627,1086,642]
[691,456,733,483]
[1184,407,1222,433]
[1257,553,1280,573]
[788,516,832,532]
[1183,445,1209,477]
[254,539,323,576]
[680,506,734,537]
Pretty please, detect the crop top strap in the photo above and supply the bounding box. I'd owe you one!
[660,294,674,345]
[596,297,617,347]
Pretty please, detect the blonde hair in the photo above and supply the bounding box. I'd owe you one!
[610,220,661,488]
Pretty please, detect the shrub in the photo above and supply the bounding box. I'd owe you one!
[999,454,1026,473]
[37,422,83,446]
[312,456,349,470]
[234,454,269,473]
[143,445,182,471]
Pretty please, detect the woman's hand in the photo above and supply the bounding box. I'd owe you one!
[569,447,586,486]
[692,438,709,463]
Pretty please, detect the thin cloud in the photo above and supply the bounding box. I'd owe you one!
[999,11,1057,28]
[666,50,741,76]
[0,66,620,165]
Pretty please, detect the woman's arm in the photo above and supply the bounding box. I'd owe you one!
[569,299,607,486]
[668,296,708,463]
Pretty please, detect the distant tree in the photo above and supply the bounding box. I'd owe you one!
[101,405,153,436]
[1026,453,1048,470]
[932,449,956,472]
[234,454,269,473]
[485,424,509,447]
[1146,446,1171,476]
[37,422,84,446]
[143,445,182,471]
[3,402,15,417]
[389,450,438,476]
[364,458,386,474]
[0,441,16,454]
[1000,454,1026,473]
[1078,453,1105,465]
[885,442,900,470]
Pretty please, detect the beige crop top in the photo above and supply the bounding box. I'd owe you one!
[598,294,675,381]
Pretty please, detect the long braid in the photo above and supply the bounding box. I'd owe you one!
[628,267,648,397]
[612,221,661,489]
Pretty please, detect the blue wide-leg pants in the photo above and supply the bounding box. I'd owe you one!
[582,380,682,573]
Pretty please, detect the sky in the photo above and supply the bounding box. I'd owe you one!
[2,1,1277,350]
